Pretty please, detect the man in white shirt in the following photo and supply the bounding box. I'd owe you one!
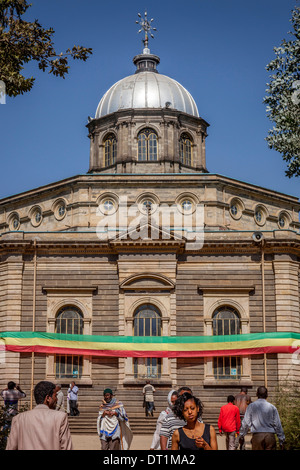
[55,384,65,412]
[143,381,155,417]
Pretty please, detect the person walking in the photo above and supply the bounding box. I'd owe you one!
[97,388,132,450]
[218,395,241,450]
[239,386,285,450]
[1,381,26,440]
[235,387,251,449]
[159,386,199,450]
[143,380,155,417]
[6,381,73,450]
[55,384,65,412]
[150,390,178,450]
[171,393,218,450]
[68,381,79,416]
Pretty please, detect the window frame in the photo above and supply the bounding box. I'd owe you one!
[137,129,158,161]
[132,304,162,379]
[104,133,117,167]
[179,133,193,166]
[212,306,242,380]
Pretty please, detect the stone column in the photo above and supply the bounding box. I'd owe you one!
[0,254,24,389]
[273,257,300,382]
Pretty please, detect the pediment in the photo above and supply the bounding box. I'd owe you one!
[120,273,175,291]
[109,219,186,245]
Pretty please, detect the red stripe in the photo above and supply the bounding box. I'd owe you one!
[3,344,296,358]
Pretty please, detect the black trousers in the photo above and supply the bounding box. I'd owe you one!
[69,400,80,416]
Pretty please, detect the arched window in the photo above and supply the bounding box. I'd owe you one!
[104,133,117,167]
[138,129,158,161]
[212,306,242,380]
[133,304,161,379]
[179,133,193,166]
[55,306,83,379]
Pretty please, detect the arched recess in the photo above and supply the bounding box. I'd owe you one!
[120,273,175,384]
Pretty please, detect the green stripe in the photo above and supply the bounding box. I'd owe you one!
[1,331,299,344]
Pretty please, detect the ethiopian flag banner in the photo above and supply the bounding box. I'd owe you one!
[0,331,300,358]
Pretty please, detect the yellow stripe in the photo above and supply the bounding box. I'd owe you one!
[4,336,295,352]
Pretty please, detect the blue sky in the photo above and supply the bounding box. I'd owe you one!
[0,0,299,201]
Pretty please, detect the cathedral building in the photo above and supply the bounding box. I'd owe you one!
[1,17,300,431]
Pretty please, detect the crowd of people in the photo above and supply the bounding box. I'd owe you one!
[149,384,285,451]
[0,380,285,451]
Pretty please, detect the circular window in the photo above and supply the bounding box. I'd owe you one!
[97,194,119,215]
[229,198,244,220]
[9,213,20,231]
[30,207,43,227]
[12,217,20,230]
[176,193,197,215]
[99,199,117,215]
[254,205,267,226]
[181,200,193,212]
[58,204,65,218]
[53,199,67,221]
[35,210,42,224]
[136,193,159,215]
[278,212,290,230]
[141,200,154,214]
[230,204,238,217]
[103,199,115,212]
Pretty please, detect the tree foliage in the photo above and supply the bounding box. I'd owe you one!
[274,380,300,450]
[0,0,92,97]
[0,401,29,450]
[264,6,300,178]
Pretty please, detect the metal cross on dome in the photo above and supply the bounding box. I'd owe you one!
[136,11,157,50]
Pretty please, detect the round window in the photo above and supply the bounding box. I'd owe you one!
[229,198,243,220]
[230,204,238,217]
[181,200,193,212]
[30,207,43,227]
[103,200,115,212]
[254,205,267,226]
[11,216,20,230]
[255,210,262,223]
[278,213,289,230]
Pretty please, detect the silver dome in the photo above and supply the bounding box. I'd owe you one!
[95,71,199,118]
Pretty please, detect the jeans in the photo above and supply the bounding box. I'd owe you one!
[145,401,154,416]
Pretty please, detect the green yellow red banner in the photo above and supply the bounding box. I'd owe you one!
[0,331,300,358]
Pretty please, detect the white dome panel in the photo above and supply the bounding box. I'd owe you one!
[95,72,199,118]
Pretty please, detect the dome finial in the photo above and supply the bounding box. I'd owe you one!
[136,11,157,54]
[134,11,160,73]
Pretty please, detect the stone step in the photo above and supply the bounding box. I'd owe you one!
[68,414,158,434]
[67,412,219,435]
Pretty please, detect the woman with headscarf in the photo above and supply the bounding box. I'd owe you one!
[150,390,179,450]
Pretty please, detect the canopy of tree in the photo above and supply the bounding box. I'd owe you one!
[264,6,300,178]
[0,0,92,97]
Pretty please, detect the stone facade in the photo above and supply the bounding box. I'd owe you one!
[1,46,300,426]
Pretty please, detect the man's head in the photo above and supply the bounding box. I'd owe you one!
[257,386,268,399]
[7,381,16,390]
[56,384,62,391]
[240,387,248,394]
[103,388,113,403]
[227,395,235,404]
[177,386,192,396]
[34,381,58,409]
